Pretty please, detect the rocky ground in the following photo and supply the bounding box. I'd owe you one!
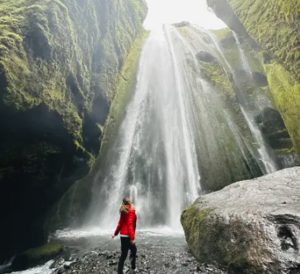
[52,248,225,274]
[7,230,225,274]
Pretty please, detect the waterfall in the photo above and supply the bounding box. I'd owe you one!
[232,32,278,173]
[88,26,202,231]
[240,107,277,173]
[85,24,281,232]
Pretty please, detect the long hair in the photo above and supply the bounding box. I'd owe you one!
[119,197,135,214]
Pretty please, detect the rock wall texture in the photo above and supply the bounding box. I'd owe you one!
[0,0,147,261]
[182,167,300,273]
[207,0,300,162]
[175,24,298,191]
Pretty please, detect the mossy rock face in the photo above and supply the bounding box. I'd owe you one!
[11,242,63,271]
[173,21,190,28]
[0,0,147,262]
[264,60,300,157]
[182,168,300,273]
[207,0,300,162]
[196,51,216,63]
[207,0,256,46]
[226,0,300,83]
[255,107,292,150]
[174,24,264,191]
[219,35,236,48]
[46,29,149,231]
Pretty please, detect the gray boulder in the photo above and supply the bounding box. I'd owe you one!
[196,51,216,63]
[181,167,300,274]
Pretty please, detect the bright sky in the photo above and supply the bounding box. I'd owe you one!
[143,0,226,30]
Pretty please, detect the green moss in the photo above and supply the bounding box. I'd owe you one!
[264,61,300,156]
[74,140,95,169]
[176,26,189,38]
[275,147,295,154]
[11,242,63,270]
[199,60,234,99]
[228,0,300,82]
[100,29,149,158]
[211,27,232,40]
[181,205,214,255]
[0,0,148,258]
[45,28,149,232]
[182,204,273,273]
[24,242,63,260]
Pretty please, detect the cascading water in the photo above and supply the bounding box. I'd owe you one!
[232,32,278,173]
[88,26,202,231]
[86,24,273,232]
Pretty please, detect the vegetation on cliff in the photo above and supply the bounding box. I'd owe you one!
[264,61,300,155]
[228,0,300,83]
[207,0,300,164]
[0,0,147,261]
[46,29,149,231]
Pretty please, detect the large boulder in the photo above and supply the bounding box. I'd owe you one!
[181,167,300,273]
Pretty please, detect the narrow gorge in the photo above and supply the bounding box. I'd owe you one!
[0,0,300,273]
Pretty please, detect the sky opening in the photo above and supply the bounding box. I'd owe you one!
[143,0,226,30]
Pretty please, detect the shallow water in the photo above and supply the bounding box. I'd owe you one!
[10,261,54,274]
[53,228,188,256]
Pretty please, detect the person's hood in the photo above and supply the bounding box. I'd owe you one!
[126,205,135,212]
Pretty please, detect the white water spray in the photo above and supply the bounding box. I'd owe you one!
[88,26,201,230]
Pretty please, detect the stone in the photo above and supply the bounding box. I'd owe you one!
[181,167,300,273]
[11,242,63,271]
[219,36,236,48]
[173,21,190,28]
[196,51,216,63]
[254,107,300,168]
[251,71,268,87]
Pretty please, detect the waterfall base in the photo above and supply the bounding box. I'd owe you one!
[8,231,225,274]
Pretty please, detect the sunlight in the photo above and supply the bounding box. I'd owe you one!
[143,0,226,30]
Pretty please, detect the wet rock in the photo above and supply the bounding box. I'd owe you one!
[173,21,190,28]
[219,36,236,48]
[255,107,293,150]
[252,71,268,87]
[255,107,299,168]
[11,242,63,271]
[182,167,300,273]
[234,70,268,92]
[58,248,225,274]
[207,0,258,48]
[196,51,216,63]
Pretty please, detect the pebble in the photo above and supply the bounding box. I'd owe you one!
[49,248,226,274]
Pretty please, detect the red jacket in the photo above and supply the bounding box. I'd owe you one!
[114,205,137,239]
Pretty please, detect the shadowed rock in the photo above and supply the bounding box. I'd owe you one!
[173,21,190,28]
[252,71,268,87]
[196,51,216,63]
[219,35,236,48]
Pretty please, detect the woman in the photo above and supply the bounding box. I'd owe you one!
[112,197,137,274]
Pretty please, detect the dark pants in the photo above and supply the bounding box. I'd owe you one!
[118,237,137,274]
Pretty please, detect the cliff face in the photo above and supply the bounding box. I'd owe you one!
[207,0,300,160]
[0,0,147,261]
[175,24,298,190]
